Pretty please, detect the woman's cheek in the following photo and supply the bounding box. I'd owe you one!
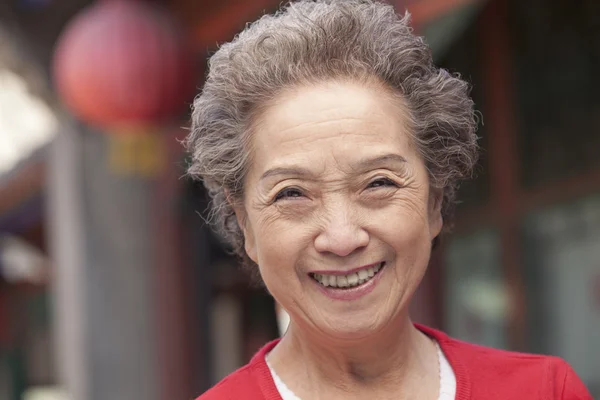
[255,221,298,264]
[368,201,423,233]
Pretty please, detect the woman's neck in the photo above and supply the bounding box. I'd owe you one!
[267,318,439,399]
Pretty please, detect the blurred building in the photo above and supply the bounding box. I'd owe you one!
[438,2,600,397]
[0,0,598,399]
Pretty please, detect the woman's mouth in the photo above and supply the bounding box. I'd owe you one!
[309,262,385,289]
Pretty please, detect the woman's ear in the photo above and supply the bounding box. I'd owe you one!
[227,190,257,263]
[428,188,443,240]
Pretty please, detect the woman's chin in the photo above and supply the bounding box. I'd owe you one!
[312,316,392,343]
[296,299,407,343]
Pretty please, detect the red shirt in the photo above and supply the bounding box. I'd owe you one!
[197,325,593,399]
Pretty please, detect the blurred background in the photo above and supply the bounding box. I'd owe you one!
[0,0,599,399]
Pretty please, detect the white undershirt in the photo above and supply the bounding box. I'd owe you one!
[267,341,456,400]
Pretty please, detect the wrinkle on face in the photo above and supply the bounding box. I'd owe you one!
[236,80,446,398]
[240,79,441,347]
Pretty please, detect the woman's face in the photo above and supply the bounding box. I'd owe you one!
[238,81,442,341]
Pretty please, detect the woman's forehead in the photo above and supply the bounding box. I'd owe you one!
[250,81,413,159]
[257,80,407,129]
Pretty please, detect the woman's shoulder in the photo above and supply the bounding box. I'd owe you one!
[418,324,592,399]
[448,338,591,399]
[195,339,281,400]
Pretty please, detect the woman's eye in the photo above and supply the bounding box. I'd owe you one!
[367,178,398,189]
[274,188,305,201]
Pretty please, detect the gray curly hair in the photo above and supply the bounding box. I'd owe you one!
[186,0,479,272]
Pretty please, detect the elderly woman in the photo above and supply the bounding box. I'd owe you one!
[186,1,591,399]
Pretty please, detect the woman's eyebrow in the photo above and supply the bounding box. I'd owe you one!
[260,154,407,181]
[259,166,315,181]
[352,153,407,172]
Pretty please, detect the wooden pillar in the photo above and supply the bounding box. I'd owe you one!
[479,0,527,350]
[48,122,162,400]
[47,121,89,400]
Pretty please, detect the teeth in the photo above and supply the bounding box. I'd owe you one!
[312,263,384,289]
[321,275,329,287]
[328,275,336,286]
[347,273,359,286]
[337,276,348,287]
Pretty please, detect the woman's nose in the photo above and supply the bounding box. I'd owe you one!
[313,203,369,257]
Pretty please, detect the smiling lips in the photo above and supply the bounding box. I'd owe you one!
[310,262,385,289]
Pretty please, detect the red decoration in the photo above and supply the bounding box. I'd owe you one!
[53,0,195,128]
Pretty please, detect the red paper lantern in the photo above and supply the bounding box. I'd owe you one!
[53,0,195,128]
